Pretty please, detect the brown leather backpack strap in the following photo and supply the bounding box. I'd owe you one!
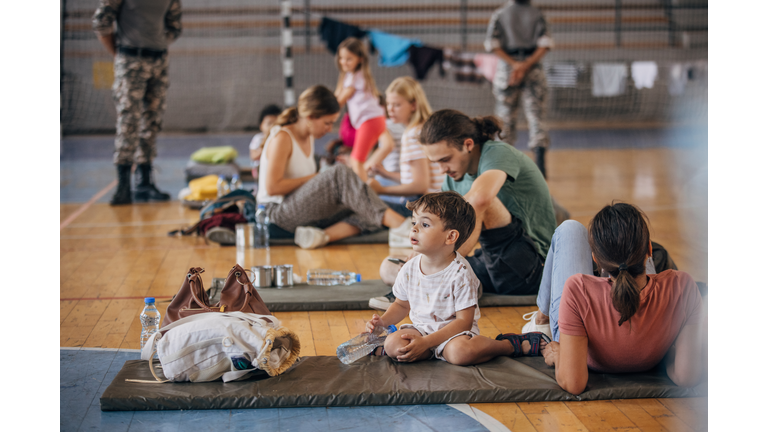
[183,268,216,313]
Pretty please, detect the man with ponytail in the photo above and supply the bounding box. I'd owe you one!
[524,203,705,394]
[374,109,556,311]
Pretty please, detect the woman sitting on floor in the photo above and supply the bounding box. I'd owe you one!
[258,85,410,250]
[528,203,705,394]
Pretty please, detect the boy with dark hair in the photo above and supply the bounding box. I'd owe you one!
[366,191,549,364]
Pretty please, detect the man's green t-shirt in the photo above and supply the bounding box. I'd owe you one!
[442,140,556,258]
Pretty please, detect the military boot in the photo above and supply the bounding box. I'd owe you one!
[534,146,547,179]
[134,163,170,202]
[110,164,133,206]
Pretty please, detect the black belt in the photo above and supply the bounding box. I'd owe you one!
[506,47,537,57]
[117,46,167,59]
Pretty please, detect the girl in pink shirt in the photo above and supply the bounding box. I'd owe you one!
[527,203,705,394]
[334,37,387,181]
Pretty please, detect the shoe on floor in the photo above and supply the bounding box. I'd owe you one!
[388,219,413,248]
[521,311,553,340]
[295,226,330,249]
[369,291,396,311]
[205,227,236,245]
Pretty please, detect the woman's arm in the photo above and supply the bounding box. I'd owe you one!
[544,334,590,394]
[664,319,705,387]
[261,131,315,196]
[369,158,430,196]
[364,130,395,173]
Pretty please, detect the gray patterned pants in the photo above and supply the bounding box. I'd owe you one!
[265,164,389,233]
[112,52,169,165]
[492,63,550,149]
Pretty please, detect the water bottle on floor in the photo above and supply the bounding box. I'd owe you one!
[337,325,397,365]
[254,204,270,248]
[230,174,243,191]
[216,175,230,197]
[306,269,362,286]
[140,298,161,350]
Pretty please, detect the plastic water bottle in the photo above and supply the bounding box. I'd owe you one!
[337,325,397,365]
[306,269,362,286]
[216,175,230,197]
[254,204,270,248]
[140,298,161,350]
[230,174,243,191]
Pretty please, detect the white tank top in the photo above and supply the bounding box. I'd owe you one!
[257,125,316,205]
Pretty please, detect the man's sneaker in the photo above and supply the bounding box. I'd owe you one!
[205,227,236,245]
[388,219,413,248]
[295,226,330,249]
[369,291,396,311]
[521,311,553,340]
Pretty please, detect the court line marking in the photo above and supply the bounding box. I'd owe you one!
[66,219,192,228]
[449,404,511,432]
[61,295,174,302]
[60,180,117,231]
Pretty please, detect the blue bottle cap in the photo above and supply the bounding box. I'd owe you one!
[387,325,397,333]
[355,274,362,282]
[144,297,155,304]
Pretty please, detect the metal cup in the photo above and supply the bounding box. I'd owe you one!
[251,265,274,288]
[274,265,294,288]
[236,223,257,248]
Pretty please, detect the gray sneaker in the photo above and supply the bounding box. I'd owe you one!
[205,227,236,245]
[369,291,396,311]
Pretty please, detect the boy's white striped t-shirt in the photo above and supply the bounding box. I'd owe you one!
[399,126,445,193]
[392,252,481,336]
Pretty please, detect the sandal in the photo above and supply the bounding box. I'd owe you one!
[495,332,551,357]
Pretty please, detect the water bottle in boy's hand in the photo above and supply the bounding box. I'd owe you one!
[336,325,397,365]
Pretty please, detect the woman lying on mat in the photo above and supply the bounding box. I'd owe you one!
[257,85,411,250]
[525,203,705,394]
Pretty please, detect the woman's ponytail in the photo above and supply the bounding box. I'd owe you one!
[588,202,651,328]
[609,265,642,327]
[275,107,299,126]
[420,109,503,150]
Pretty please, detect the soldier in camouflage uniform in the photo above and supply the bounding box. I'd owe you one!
[485,0,553,178]
[93,0,182,205]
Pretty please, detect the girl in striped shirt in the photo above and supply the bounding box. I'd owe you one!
[367,77,444,216]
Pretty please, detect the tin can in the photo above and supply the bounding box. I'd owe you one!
[251,265,274,288]
[274,265,294,288]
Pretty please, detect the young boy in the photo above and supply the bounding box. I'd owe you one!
[366,191,549,365]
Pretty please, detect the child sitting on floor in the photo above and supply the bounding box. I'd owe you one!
[366,191,550,365]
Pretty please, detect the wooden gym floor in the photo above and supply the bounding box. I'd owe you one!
[60,146,708,431]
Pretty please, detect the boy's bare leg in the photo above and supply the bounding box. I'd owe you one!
[440,335,544,366]
[383,329,434,362]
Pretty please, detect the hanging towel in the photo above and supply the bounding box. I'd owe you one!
[591,63,627,97]
[473,54,499,83]
[631,61,658,90]
[368,30,421,67]
[319,17,367,54]
[668,63,688,96]
[408,46,445,80]
[546,63,580,88]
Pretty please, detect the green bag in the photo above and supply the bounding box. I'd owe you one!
[190,146,239,164]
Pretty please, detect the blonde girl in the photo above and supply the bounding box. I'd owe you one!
[334,37,387,181]
[365,77,444,216]
[259,85,410,250]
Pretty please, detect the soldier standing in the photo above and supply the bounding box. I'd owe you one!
[92,0,182,205]
[485,0,553,178]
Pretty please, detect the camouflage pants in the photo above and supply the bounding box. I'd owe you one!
[112,52,169,165]
[492,63,550,149]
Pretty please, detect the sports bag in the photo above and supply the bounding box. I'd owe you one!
[137,312,300,382]
[162,264,271,327]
